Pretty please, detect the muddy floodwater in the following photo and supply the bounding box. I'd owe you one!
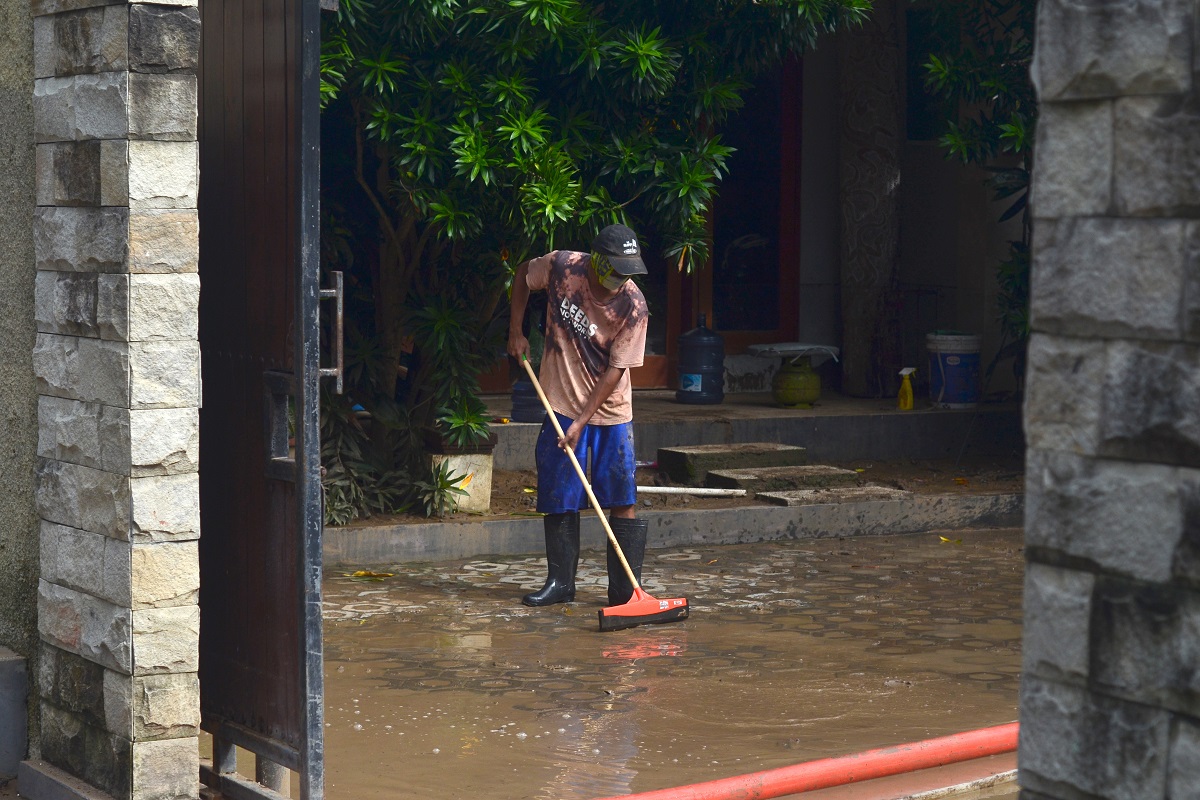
[320,528,1024,799]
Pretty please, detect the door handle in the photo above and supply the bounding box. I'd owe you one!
[319,270,344,394]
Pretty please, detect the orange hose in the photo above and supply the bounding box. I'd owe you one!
[592,722,1019,800]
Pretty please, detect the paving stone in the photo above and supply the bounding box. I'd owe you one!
[705,464,860,492]
[756,485,911,507]
[658,442,808,486]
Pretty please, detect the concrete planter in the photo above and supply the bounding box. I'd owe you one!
[424,431,497,514]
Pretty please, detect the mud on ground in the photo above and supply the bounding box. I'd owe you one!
[342,454,1024,526]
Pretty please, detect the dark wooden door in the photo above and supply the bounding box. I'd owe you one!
[197,0,326,797]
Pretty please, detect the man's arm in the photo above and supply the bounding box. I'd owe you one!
[507,260,532,360]
[559,365,625,451]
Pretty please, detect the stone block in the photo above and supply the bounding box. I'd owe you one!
[1022,334,1104,455]
[1174,471,1200,587]
[131,541,198,609]
[129,4,201,73]
[1187,222,1200,344]
[1019,676,1168,799]
[658,443,809,485]
[33,333,129,406]
[1168,716,1200,798]
[35,140,101,207]
[129,210,199,273]
[101,138,130,206]
[129,340,201,410]
[1098,340,1200,468]
[96,273,129,340]
[131,737,199,800]
[129,473,200,542]
[1031,217,1185,341]
[1026,450,1182,583]
[129,74,197,141]
[128,408,199,477]
[128,141,197,210]
[33,0,127,17]
[131,672,199,740]
[131,605,199,675]
[0,647,28,778]
[39,699,132,799]
[40,522,131,607]
[34,5,128,78]
[103,668,132,738]
[1030,100,1112,218]
[37,396,104,469]
[756,486,911,506]
[34,206,129,273]
[34,73,129,143]
[126,273,200,341]
[35,460,130,540]
[1115,95,1200,217]
[38,580,131,674]
[1031,0,1192,101]
[1088,575,1200,717]
[35,271,100,338]
[705,464,860,491]
[38,643,106,733]
[1022,562,1093,685]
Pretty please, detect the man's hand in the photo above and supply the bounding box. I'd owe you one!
[508,331,530,361]
[559,419,585,452]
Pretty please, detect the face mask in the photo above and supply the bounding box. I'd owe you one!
[592,252,630,291]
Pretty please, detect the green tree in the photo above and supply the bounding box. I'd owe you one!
[322,0,868,382]
[919,0,1036,389]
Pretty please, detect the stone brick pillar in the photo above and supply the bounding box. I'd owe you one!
[25,3,201,799]
[1021,0,1200,796]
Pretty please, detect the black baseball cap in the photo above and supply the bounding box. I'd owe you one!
[591,224,648,276]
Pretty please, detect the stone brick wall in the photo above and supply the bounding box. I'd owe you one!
[28,2,201,798]
[1020,1,1200,796]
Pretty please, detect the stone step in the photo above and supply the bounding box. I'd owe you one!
[757,486,912,507]
[657,442,808,486]
[706,464,860,492]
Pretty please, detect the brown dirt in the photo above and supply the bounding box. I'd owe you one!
[342,454,1024,527]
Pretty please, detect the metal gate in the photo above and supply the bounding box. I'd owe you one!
[196,0,330,797]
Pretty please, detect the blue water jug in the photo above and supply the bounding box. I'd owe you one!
[675,314,725,405]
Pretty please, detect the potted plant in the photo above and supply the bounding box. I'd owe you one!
[421,394,496,514]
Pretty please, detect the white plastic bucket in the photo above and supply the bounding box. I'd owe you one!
[926,333,982,409]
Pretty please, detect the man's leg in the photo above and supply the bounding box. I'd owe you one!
[589,422,645,605]
[606,505,647,606]
[526,412,586,607]
[522,511,580,606]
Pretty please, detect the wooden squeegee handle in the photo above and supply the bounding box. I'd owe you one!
[521,356,640,589]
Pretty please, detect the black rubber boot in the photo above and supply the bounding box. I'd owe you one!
[522,512,580,606]
[607,517,648,606]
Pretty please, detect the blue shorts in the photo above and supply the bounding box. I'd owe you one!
[535,412,637,514]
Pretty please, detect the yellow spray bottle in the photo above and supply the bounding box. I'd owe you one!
[898,368,915,411]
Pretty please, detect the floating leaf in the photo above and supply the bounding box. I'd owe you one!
[938,536,963,545]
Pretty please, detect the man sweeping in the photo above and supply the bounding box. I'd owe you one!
[507,223,650,609]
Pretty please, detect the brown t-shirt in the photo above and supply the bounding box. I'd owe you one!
[526,250,648,425]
